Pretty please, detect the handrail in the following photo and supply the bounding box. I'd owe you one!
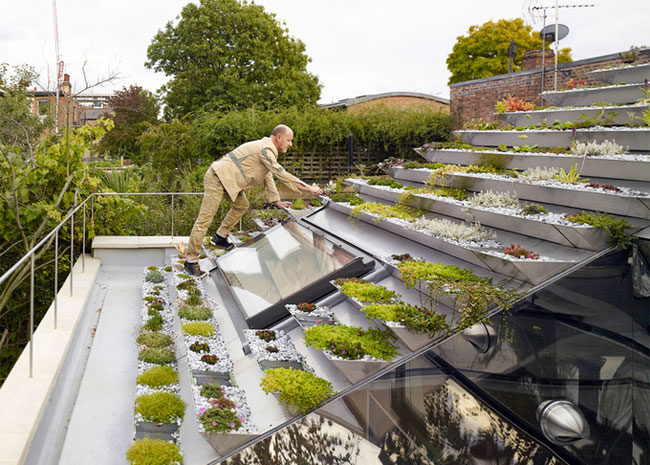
[0,191,204,378]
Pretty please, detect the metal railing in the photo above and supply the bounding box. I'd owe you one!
[0,192,203,378]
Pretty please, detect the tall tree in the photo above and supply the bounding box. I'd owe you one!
[145,0,321,118]
[447,18,572,84]
[98,85,159,160]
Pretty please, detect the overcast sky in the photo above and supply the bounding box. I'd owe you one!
[1,0,647,103]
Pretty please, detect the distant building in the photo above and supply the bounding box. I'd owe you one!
[320,91,450,113]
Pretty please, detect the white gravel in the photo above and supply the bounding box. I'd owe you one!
[243,329,306,363]
[192,384,257,434]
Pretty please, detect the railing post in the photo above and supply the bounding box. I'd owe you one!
[54,229,58,330]
[29,253,34,378]
[91,194,95,228]
[70,212,74,297]
[171,193,175,240]
[82,204,86,273]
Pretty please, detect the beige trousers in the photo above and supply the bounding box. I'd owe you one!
[186,168,249,263]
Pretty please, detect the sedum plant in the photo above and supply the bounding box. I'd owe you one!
[304,324,398,360]
[340,281,399,302]
[366,177,404,189]
[126,438,183,465]
[261,368,337,415]
[351,202,425,222]
[565,212,632,248]
[571,139,627,156]
[138,347,175,365]
[182,322,215,337]
[329,192,365,205]
[145,270,164,284]
[200,383,225,399]
[199,404,241,434]
[520,203,548,216]
[411,217,496,243]
[469,190,520,209]
[361,302,449,336]
[136,365,178,388]
[143,314,164,332]
[518,166,561,182]
[135,392,185,423]
[137,332,173,348]
[178,305,212,321]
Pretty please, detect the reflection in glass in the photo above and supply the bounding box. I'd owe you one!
[217,221,356,319]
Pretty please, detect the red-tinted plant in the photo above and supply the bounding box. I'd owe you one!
[585,182,621,193]
[255,329,276,342]
[297,302,316,312]
[266,346,279,353]
[504,244,540,260]
[496,94,535,113]
[201,354,219,365]
[190,342,210,353]
[565,78,587,89]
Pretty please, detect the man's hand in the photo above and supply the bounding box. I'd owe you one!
[274,201,292,208]
[306,184,323,196]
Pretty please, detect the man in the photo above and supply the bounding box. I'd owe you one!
[183,124,322,278]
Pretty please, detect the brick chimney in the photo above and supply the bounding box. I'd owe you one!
[62,73,71,96]
[522,50,555,70]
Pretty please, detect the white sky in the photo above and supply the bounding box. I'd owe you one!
[1,0,648,103]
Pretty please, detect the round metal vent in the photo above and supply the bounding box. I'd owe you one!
[461,322,497,353]
[537,399,588,445]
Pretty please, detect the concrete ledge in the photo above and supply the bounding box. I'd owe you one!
[0,255,101,465]
[92,235,190,249]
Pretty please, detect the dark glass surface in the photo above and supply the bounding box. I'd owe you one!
[433,247,650,465]
[217,221,356,319]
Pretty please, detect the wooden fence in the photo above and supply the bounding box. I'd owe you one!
[280,150,386,182]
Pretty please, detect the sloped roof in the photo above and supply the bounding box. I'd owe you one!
[320,91,450,109]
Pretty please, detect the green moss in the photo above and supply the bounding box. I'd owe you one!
[126,439,183,465]
[138,347,175,365]
[135,391,185,423]
[351,202,424,222]
[147,266,159,271]
[183,293,202,306]
[137,332,173,348]
[181,322,215,337]
[340,282,399,302]
[565,212,632,248]
[304,324,398,361]
[402,161,446,170]
[398,261,484,285]
[405,186,468,200]
[164,266,172,272]
[136,365,179,388]
[177,279,198,291]
[261,368,337,415]
[178,305,212,321]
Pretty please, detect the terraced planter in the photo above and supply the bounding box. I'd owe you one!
[326,200,577,285]
[201,431,258,456]
[347,178,611,250]
[541,83,645,106]
[391,167,650,220]
[134,421,179,442]
[285,303,337,326]
[327,355,392,384]
[418,148,650,182]
[590,62,650,84]
[498,104,648,127]
[455,128,650,152]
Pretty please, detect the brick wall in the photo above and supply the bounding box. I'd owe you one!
[449,49,650,130]
[348,96,449,114]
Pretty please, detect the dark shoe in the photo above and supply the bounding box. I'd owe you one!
[210,233,233,250]
[184,261,208,279]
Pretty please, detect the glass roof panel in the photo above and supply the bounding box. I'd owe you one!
[217,221,357,319]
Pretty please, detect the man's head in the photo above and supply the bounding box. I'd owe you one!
[270,124,294,153]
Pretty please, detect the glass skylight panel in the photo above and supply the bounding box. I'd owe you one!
[218,221,356,319]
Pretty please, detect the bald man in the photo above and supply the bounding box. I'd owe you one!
[183,124,322,278]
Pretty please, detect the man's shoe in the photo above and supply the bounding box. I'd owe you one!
[210,233,234,250]
[184,261,208,279]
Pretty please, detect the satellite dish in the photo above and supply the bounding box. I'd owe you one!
[539,24,569,41]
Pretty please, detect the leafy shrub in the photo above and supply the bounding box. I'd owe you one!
[255,330,276,342]
[189,341,210,353]
[126,439,183,465]
[178,305,212,320]
[340,282,399,302]
[565,212,632,248]
[520,203,548,215]
[411,217,497,243]
[504,244,540,259]
[145,270,164,284]
[261,368,337,415]
[138,347,175,365]
[198,405,241,434]
[135,392,185,423]
[182,322,216,337]
[304,325,398,360]
[469,190,520,209]
[137,332,173,348]
[200,383,224,399]
[136,365,179,388]
[143,314,164,332]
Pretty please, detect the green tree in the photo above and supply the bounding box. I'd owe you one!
[145,0,321,118]
[98,85,159,161]
[136,119,196,172]
[447,18,572,84]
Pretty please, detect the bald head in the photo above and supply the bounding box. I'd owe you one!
[270,124,294,153]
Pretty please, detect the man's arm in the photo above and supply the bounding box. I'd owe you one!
[260,148,323,199]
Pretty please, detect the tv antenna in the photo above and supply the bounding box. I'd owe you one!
[529,2,595,98]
